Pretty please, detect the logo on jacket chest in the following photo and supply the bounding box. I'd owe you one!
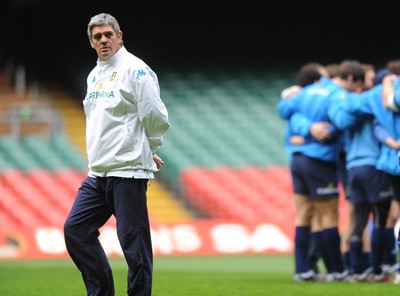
[98,71,117,89]
[110,72,117,81]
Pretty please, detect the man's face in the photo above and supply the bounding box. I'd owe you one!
[90,24,122,61]
[363,69,375,91]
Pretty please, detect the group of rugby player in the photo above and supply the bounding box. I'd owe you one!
[278,59,400,283]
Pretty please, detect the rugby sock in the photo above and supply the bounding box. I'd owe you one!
[349,240,363,274]
[315,230,333,273]
[383,228,396,267]
[342,251,351,273]
[308,232,320,273]
[295,226,311,273]
[371,228,385,274]
[322,227,343,273]
[361,252,372,272]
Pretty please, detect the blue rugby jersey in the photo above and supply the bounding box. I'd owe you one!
[336,82,400,175]
[278,77,342,163]
[328,89,381,170]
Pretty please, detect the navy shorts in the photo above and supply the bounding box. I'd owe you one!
[290,153,339,200]
[348,165,393,204]
[388,174,400,202]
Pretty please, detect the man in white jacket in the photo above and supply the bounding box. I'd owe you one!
[64,13,170,296]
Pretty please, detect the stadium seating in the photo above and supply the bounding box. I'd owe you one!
[155,70,296,220]
[180,165,295,222]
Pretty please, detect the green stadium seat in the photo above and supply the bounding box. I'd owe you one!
[0,136,41,171]
[21,136,68,171]
[49,135,88,171]
[0,153,16,172]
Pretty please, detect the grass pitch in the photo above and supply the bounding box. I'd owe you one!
[0,255,398,295]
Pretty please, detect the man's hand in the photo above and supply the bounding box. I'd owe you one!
[289,135,305,145]
[310,122,332,142]
[386,137,400,150]
[153,154,164,171]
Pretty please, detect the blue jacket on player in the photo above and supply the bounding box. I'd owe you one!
[333,80,400,175]
[278,77,342,163]
[328,91,381,170]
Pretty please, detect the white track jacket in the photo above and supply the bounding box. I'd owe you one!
[83,46,170,179]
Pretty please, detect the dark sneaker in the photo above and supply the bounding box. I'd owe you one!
[382,263,400,277]
[349,267,372,282]
[370,273,393,283]
[292,270,316,282]
[334,269,350,281]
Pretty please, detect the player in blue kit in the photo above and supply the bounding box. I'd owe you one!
[331,72,400,283]
[329,72,395,282]
[279,62,332,279]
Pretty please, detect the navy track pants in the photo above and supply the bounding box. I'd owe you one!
[64,176,152,296]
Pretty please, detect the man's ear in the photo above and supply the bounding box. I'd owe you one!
[89,38,94,48]
[346,74,354,82]
[118,31,123,45]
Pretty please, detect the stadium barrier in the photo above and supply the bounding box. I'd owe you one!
[0,219,295,260]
